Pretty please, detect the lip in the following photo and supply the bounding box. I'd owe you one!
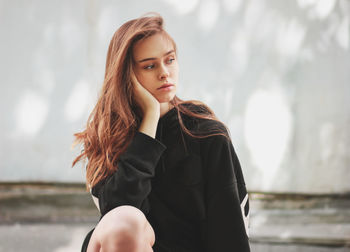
[158,83,174,89]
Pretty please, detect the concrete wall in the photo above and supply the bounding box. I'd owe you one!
[1,0,349,193]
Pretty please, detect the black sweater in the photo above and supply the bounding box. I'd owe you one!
[81,103,251,252]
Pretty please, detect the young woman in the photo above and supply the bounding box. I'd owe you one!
[73,13,250,252]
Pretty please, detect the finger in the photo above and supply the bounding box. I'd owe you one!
[132,76,143,91]
[131,72,140,87]
[130,72,136,84]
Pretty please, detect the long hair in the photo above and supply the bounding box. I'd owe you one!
[72,13,230,190]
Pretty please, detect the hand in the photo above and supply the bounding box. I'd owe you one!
[131,69,160,118]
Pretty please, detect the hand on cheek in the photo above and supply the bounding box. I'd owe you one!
[131,69,160,117]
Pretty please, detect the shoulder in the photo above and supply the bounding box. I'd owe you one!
[198,118,229,136]
[178,100,212,116]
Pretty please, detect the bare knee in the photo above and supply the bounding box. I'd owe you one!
[87,205,155,252]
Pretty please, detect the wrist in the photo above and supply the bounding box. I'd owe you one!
[144,109,160,120]
[139,112,159,138]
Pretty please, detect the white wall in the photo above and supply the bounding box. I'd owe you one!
[1,0,349,193]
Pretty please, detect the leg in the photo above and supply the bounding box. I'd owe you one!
[87,205,155,252]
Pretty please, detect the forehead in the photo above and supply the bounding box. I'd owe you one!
[132,33,174,61]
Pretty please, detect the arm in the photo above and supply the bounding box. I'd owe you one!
[90,65,162,217]
[92,114,165,217]
[203,133,250,251]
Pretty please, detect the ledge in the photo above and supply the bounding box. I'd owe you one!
[1,183,349,248]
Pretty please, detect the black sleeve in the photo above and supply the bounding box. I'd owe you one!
[203,134,250,252]
[91,131,167,217]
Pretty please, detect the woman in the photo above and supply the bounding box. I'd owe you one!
[73,12,250,252]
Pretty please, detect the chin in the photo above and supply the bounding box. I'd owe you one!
[157,92,176,103]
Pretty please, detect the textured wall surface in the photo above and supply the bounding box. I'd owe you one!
[1,0,349,193]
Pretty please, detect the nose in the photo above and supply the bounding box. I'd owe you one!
[158,63,169,80]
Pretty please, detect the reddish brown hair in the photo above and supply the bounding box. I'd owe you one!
[72,13,230,190]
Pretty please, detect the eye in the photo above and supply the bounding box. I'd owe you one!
[144,64,155,70]
[167,58,175,64]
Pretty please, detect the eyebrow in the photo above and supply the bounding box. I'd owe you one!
[137,50,175,63]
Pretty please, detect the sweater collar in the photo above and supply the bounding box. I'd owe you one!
[157,105,179,131]
[156,104,192,173]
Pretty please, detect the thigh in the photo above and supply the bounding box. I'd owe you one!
[144,217,155,247]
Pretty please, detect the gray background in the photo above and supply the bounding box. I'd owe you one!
[1,0,349,194]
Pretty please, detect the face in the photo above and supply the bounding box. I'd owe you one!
[132,32,178,104]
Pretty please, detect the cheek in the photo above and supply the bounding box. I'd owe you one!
[137,72,155,88]
[171,66,179,79]
[172,62,179,74]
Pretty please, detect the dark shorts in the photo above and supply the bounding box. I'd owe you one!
[81,228,95,252]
